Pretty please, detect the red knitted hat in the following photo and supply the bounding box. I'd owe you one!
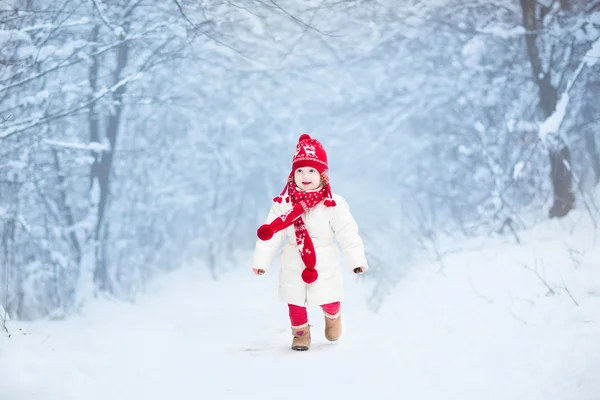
[273,134,336,207]
[292,133,328,174]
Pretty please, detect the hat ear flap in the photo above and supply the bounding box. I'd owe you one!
[322,172,336,207]
[323,187,336,207]
[273,174,293,203]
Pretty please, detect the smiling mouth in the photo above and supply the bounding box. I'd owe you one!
[302,182,312,185]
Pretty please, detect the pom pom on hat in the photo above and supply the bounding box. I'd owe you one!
[301,268,318,284]
[257,224,274,241]
[298,133,312,142]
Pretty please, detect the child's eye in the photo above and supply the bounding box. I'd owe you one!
[309,169,316,173]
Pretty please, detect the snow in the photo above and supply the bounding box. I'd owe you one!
[584,37,600,67]
[536,0,553,8]
[539,92,570,142]
[478,25,526,39]
[1,72,143,140]
[21,17,90,33]
[38,40,88,59]
[1,211,599,400]
[5,160,27,170]
[248,14,265,36]
[113,26,126,39]
[44,139,109,153]
[0,30,31,45]
[458,144,473,156]
[513,160,525,179]
[462,36,486,67]
[20,90,49,107]
[539,37,600,143]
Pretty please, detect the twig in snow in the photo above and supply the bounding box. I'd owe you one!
[499,217,521,244]
[523,259,580,306]
[522,259,555,296]
[467,266,493,304]
[1,306,9,335]
[557,276,579,306]
[567,247,584,269]
[571,170,598,230]
[507,293,530,325]
[509,309,528,325]
[507,299,528,325]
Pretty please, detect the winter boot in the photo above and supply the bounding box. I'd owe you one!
[291,324,311,351]
[324,313,342,341]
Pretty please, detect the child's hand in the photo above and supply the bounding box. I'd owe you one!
[353,267,365,274]
[253,269,265,276]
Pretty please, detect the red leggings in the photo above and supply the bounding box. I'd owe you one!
[288,302,341,327]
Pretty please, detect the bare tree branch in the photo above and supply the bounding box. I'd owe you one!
[91,0,122,37]
[172,0,277,66]
[587,1,600,13]
[223,0,266,18]
[0,28,166,95]
[1,73,142,140]
[123,0,146,19]
[0,59,23,66]
[269,0,339,37]
[1,41,110,94]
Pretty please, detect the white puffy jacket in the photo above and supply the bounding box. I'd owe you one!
[251,193,368,306]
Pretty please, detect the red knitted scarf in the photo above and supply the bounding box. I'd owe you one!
[256,182,329,283]
[288,183,325,283]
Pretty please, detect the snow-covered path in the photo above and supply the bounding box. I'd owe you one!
[2,217,600,400]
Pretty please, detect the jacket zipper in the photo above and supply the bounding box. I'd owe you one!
[305,283,308,306]
[304,208,310,306]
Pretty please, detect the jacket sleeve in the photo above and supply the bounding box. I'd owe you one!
[330,195,368,272]
[251,202,288,272]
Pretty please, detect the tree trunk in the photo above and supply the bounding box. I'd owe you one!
[2,176,23,318]
[87,23,108,293]
[520,0,575,218]
[585,130,600,185]
[1,217,17,318]
[92,30,130,292]
[582,103,600,185]
[548,144,575,218]
[52,149,81,265]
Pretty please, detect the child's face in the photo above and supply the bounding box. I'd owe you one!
[294,166,322,191]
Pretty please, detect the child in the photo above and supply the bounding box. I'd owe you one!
[251,133,368,351]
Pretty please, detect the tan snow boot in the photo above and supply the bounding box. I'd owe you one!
[324,313,342,341]
[291,324,311,351]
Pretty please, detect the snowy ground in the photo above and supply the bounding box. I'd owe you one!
[1,213,600,400]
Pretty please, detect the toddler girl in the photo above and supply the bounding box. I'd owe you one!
[251,134,368,351]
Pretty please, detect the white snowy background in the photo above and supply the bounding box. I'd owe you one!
[1,1,600,399]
